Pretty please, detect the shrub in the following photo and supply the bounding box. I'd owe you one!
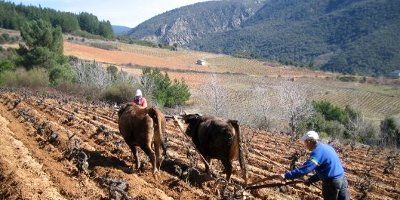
[319,131,330,139]
[142,68,190,107]
[0,68,49,89]
[100,81,136,104]
[73,30,103,40]
[54,81,85,96]
[166,79,191,106]
[360,76,367,83]
[299,113,325,134]
[300,112,346,139]
[88,42,117,50]
[0,33,16,44]
[337,75,357,82]
[0,59,16,74]
[106,65,118,78]
[49,64,75,86]
[324,120,346,139]
[68,55,79,62]
[303,103,374,141]
[313,101,349,123]
[354,121,378,145]
[1,33,10,42]
[380,117,400,148]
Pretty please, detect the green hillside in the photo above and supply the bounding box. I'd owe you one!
[130,0,400,76]
[190,0,400,75]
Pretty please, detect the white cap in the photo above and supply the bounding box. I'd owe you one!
[301,131,319,141]
[135,89,142,97]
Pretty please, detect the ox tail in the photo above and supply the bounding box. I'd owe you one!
[148,107,167,167]
[229,120,248,184]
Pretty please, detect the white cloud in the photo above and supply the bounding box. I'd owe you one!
[8,0,211,27]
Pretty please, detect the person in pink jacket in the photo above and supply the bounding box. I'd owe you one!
[132,89,147,108]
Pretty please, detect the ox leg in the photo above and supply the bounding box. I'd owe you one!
[154,140,162,171]
[141,144,157,174]
[132,146,141,170]
[222,159,233,182]
[128,145,140,172]
[161,139,168,159]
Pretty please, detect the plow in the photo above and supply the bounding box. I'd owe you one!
[213,176,305,199]
[166,114,306,199]
[245,178,304,191]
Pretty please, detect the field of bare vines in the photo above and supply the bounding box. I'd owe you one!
[0,88,399,200]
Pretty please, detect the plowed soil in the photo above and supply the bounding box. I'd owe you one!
[0,89,399,200]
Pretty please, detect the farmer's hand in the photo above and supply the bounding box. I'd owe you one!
[304,179,311,186]
[275,174,286,181]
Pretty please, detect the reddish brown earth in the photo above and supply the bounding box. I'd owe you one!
[63,41,333,88]
[0,89,399,200]
[64,42,202,71]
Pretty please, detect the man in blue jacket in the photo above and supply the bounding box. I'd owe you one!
[280,131,349,200]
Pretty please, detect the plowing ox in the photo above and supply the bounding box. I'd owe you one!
[182,114,247,182]
[117,104,167,173]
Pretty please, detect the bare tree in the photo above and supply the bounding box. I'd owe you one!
[72,60,113,89]
[139,75,157,105]
[278,80,314,136]
[252,86,274,130]
[199,74,228,117]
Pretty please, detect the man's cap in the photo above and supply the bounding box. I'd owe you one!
[301,131,319,141]
[135,89,142,97]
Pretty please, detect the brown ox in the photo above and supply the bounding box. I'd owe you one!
[118,104,167,173]
[182,114,247,182]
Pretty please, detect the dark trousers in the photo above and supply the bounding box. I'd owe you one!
[322,176,350,200]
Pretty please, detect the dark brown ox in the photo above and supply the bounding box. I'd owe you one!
[118,104,167,173]
[182,114,247,182]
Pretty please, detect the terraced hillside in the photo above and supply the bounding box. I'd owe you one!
[0,89,399,199]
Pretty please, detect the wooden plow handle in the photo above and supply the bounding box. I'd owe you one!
[169,115,213,175]
[245,180,304,191]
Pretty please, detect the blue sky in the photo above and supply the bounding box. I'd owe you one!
[8,0,210,28]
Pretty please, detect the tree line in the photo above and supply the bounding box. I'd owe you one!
[0,1,113,39]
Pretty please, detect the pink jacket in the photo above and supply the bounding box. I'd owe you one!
[132,97,147,108]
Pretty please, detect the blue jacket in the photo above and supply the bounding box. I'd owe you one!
[284,142,344,183]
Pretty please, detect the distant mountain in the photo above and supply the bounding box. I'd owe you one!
[131,0,400,76]
[127,0,267,45]
[112,25,131,36]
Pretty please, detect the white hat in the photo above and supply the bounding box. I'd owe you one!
[301,131,319,141]
[135,89,142,97]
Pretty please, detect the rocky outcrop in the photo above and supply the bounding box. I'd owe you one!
[128,0,266,45]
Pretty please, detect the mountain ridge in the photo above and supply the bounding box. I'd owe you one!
[128,0,266,45]
[112,25,131,36]
[128,0,400,76]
